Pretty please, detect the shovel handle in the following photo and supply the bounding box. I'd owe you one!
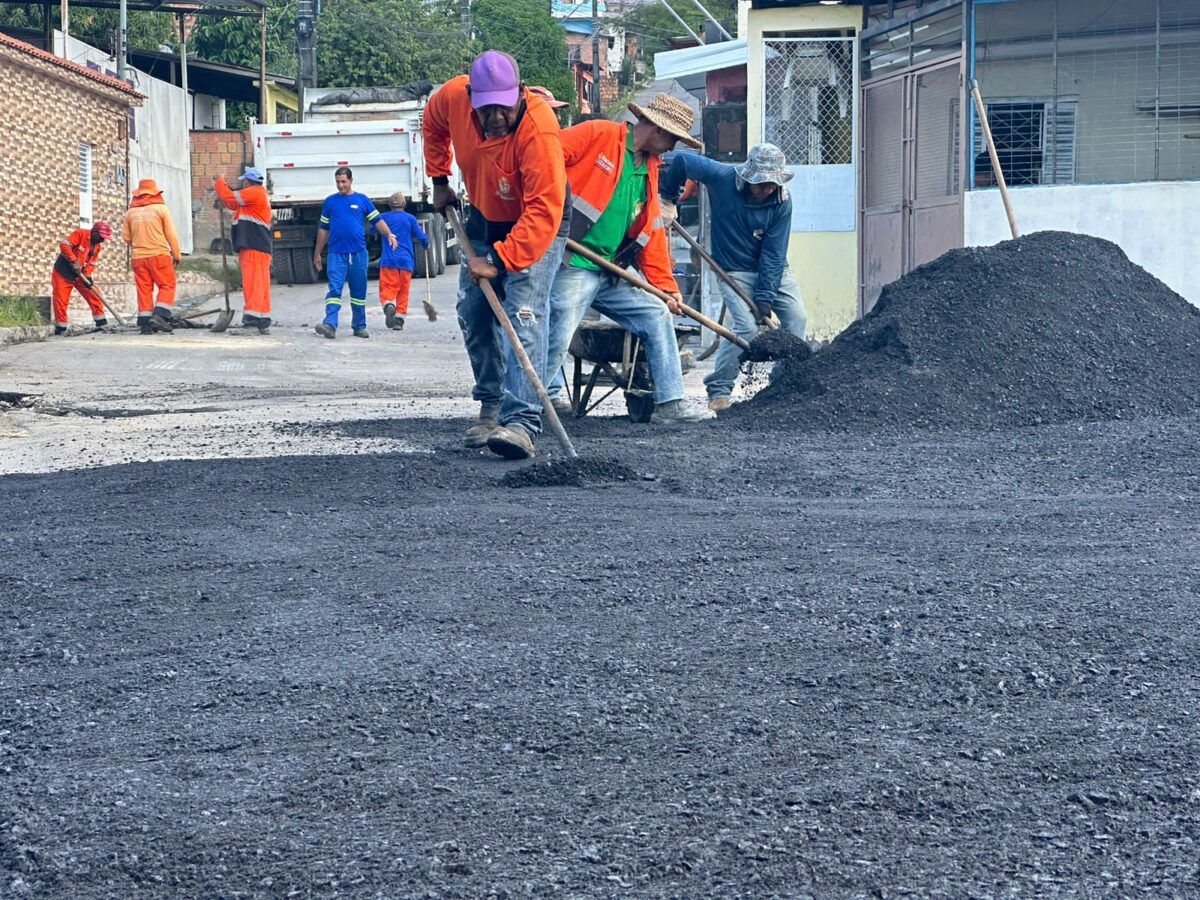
[564,239,750,351]
[670,220,769,324]
[445,208,578,459]
[75,276,127,326]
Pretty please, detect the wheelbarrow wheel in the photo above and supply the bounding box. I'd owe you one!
[625,391,655,423]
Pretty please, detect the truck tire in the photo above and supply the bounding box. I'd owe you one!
[444,211,461,266]
[291,247,320,284]
[271,247,295,285]
[413,216,434,279]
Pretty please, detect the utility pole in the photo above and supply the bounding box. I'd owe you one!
[117,0,127,79]
[591,0,600,114]
[296,0,318,121]
[259,10,268,123]
[461,0,472,40]
[178,14,189,127]
[59,0,68,57]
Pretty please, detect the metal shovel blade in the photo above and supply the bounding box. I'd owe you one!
[210,309,235,333]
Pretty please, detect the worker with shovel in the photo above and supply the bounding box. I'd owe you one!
[121,178,182,334]
[312,166,399,339]
[544,94,713,425]
[50,221,112,335]
[423,50,568,460]
[214,167,273,334]
[377,191,429,331]
[660,143,806,413]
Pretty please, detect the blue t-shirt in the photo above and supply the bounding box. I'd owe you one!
[319,191,380,254]
[379,211,429,271]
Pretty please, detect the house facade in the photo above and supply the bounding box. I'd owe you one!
[0,32,142,303]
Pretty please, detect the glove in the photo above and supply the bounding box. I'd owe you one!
[660,198,678,230]
[755,301,779,329]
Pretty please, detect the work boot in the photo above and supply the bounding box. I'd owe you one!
[92,317,108,332]
[486,424,536,460]
[243,315,270,335]
[138,318,154,335]
[464,403,501,449]
[550,394,573,415]
[653,398,715,424]
[54,325,67,336]
[384,303,404,330]
[353,328,370,339]
[315,323,336,339]
[708,396,732,413]
[148,311,173,334]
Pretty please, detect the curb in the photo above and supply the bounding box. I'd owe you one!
[0,325,53,348]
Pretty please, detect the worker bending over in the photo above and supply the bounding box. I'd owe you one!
[214,166,273,334]
[122,178,182,334]
[51,221,112,334]
[423,50,568,460]
[546,94,712,425]
[378,192,429,331]
[313,166,398,339]
[660,143,806,412]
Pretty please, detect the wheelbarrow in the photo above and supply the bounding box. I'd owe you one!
[566,319,699,423]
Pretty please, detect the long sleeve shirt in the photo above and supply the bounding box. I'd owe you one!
[215,177,273,255]
[379,211,428,271]
[53,228,102,280]
[122,196,182,261]
[660,152,792,305]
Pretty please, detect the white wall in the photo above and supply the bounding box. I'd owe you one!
[965,181,1200,306]
[57,32,193,254]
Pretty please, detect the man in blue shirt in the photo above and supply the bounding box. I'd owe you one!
[660,143,806,412]
[313,166,398,339]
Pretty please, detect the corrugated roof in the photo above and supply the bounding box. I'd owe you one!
[0,31,144,99]
[653,39,748,81]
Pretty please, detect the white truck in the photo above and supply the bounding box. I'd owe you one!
[252,83,462,285]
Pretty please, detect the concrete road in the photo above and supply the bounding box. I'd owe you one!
[0,268,714,474]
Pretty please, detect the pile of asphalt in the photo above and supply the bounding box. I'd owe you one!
[500,456,642,488]
[732,231,1200,431]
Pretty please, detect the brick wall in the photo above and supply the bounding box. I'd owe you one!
[0,42,135,315]
[190,129,252,256]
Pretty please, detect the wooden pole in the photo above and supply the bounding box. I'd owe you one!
[970,79,1020,240]
[259,11,268,122]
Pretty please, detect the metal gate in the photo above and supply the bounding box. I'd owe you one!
[860,57,965,316]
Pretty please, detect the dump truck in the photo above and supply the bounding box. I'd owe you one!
[252,82,462,285]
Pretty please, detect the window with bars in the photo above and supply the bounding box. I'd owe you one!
[972,100,1078,187]
[762,36,855,166]
[78,143,93,228]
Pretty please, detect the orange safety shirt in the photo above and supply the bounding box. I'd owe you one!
[53,228,103,281]
[122,194,182,261]
[215,177,273,255]
[560,120,678,294]
[422,75,565,271]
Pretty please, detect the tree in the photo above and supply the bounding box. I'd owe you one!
[470,0,572,104]
[0,4,175,56]
[615,0,736,79]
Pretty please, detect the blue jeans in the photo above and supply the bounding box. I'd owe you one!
[457,236,565,435]
[323,250,369,330]
[704,268,806,399]
[547,265,685,404]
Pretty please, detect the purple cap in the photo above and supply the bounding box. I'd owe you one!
[469,50,521,109]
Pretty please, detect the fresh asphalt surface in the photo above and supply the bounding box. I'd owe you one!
[2,266,1199,897]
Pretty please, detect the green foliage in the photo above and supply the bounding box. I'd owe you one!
[615,0,736,78]
[0,296,45,328]
[470,0,572,103]
[0,4,174,55]
[190,0,297,76]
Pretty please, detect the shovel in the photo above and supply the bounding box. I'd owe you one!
[445,207,577,459]
[212,205,236,333]
[565,239,751,351]
[670,221,778,329]
[422,245,438,321]
[74,274,127,327]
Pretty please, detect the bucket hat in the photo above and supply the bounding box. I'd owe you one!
[469,50,521,109]
[735,143,793,185]
[627,93,701,149]
[132,178,162,197]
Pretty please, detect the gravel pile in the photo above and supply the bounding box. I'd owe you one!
[500,456,642,488]
[733,231,1200,432]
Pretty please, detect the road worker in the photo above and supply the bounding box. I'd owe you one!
[214,166,273,334]
[660,143,805,412]
[51,221,112,335]
[122,178,182,334]
[312,166,398,339]
[545,94,713,424]
[378,192,429,331]
[423,50,568,460]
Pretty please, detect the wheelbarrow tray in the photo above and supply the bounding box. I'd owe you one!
[569,319,700,364]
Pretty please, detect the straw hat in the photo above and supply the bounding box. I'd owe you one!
[627,93,701,149]
[132,178,162,197]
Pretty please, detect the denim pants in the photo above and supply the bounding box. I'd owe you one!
[547,265,685,404]
[704,267,806,400]
[323,250,369,330]
[457,236,565,435]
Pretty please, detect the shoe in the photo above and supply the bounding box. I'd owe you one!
[486,424,536,460]
[653,399,715,424]
[384,303,404,330]
[353,328,370,339]
[464,403,501,449]
[148,312,173,333]
[93,317,108,331]
[243,315,271,335]
[708,397,732,413]
[315,323,336,339]
[550,395,573,415]
[54,325,67,336]
[138,320,154,335]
